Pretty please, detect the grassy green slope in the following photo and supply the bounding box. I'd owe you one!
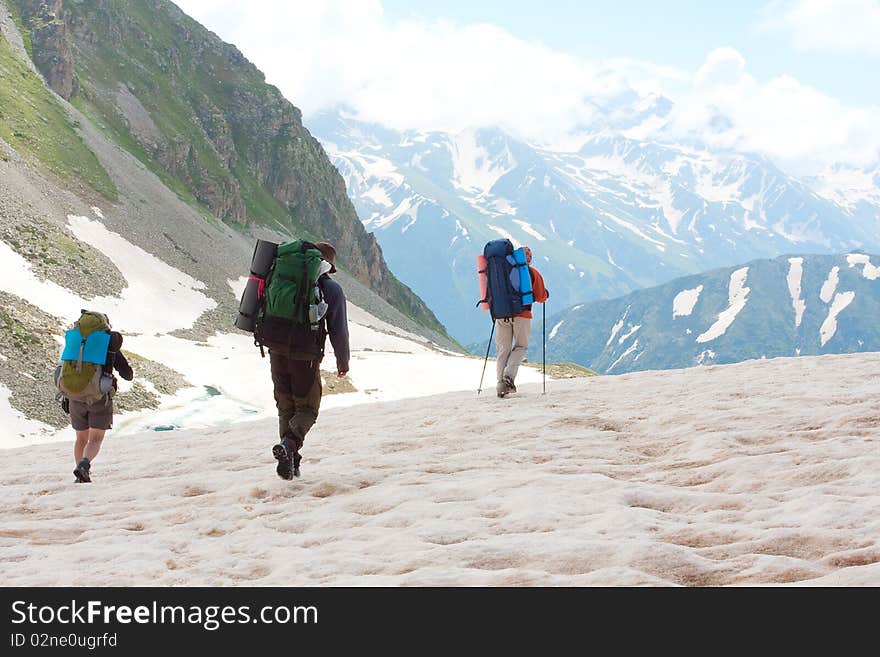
[0,31,116,200]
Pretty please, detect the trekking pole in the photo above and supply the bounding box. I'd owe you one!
[477,320,495,395]
[542,301,546,395]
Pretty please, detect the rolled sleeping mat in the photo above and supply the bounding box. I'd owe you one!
[249,239,278,277]
[476,254,489,310]
[234,276,262,332]
[510,248,534,305]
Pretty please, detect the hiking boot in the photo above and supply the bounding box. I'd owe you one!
[272,435,294,480]
[73,458,91,483]
[503,375,517,393]
[292,450,302,478]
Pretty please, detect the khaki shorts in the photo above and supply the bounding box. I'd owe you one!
[69,398,114,431]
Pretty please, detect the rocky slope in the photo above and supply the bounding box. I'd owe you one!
[0,0,457,429]
[7,0,447,338]
[539,252,880,374]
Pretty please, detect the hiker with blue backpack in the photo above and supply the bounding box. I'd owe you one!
[55,311,134,483]
[477,241,549,398]
[235,240,350,480]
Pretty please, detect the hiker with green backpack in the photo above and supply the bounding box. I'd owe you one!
[54,311,134,483]
[235,239,350,480]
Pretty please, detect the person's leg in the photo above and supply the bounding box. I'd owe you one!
[74,430,89,463]
[495,319,514,383]
[74,399,112,482]
[503,316,533,383]
[83,429,106,462]
[289,360,322,449]
[269,352,295,439]
[70,401,92,482]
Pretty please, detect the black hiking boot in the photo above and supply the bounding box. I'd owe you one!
[272,436,294,481]
[292,450,302,478]
[73,458,91,483]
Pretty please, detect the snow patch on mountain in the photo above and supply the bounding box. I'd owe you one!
[673,285,703,318]
[66,215,216,334]
[696,349,716,365]
[607,308,630,346]
[656,182,685,234]
[513,220,546,242]
[618,324,641,345]
[487,224,517,243]
[228,277,247,299]
[549,320,564,340]
[820,291,856,346]
[787,257,806,328]
[696,267,750,343]
[0,384,55,444]
[846,253,880,280]
[608,339,639,372]
[0,240,87,324]
[606,249,624,272]
[820,266,840,303]
[363,184,394,208]
[602,212,667,250]
[450,130,515,195]
[812,166,880,208]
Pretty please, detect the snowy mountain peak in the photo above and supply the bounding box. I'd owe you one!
[310,107,880,343]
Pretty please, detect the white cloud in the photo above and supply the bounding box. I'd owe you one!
[663,48,880,173]
[174,1,880,174]
[760,0,880,54]
[695,47,747,88]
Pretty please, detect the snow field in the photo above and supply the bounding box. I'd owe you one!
[1,352,877,586]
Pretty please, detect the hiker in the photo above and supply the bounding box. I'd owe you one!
[55,311,133,483]
[264,241,350,479]
[494,246,548,397]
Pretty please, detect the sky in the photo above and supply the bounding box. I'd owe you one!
[173,0,880,174]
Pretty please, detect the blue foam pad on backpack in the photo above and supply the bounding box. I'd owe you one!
[510,248,534,305]
[61,329,111,365]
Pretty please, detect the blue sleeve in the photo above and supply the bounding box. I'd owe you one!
[321,278,350,372]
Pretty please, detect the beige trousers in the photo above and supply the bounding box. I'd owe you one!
[495,316,531,383]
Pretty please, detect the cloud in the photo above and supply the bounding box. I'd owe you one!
[663,48,880,173]
[173,1,880,174]
[759,0,880,55]
[695,47,747,88]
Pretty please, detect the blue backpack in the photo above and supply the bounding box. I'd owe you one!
[480,239,534,320]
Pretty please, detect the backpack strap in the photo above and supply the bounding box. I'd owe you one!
[76,337,86,373]
[253,259,276,359]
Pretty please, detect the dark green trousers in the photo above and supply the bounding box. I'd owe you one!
[269,353,322,446]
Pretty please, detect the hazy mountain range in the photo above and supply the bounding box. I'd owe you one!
[536,252,880,374]
[310,105,880,344]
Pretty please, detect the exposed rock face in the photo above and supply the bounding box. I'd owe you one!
[10,0,448,337]
[18,0,75,99]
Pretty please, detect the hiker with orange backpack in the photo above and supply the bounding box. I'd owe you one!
[55,310,134,483]
[477,241,549,398]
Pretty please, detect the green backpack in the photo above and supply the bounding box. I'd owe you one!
[255,240,328,358]
[54,311,115,403]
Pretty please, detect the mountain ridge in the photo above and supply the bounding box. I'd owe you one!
[5,0,449,338]
[310,107,880,344]
[537,251,880,374]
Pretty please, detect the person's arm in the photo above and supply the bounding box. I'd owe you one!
[114,351,134,381]
[530,267,549,303]
[108,332,134,381]
[323,280,350,375]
